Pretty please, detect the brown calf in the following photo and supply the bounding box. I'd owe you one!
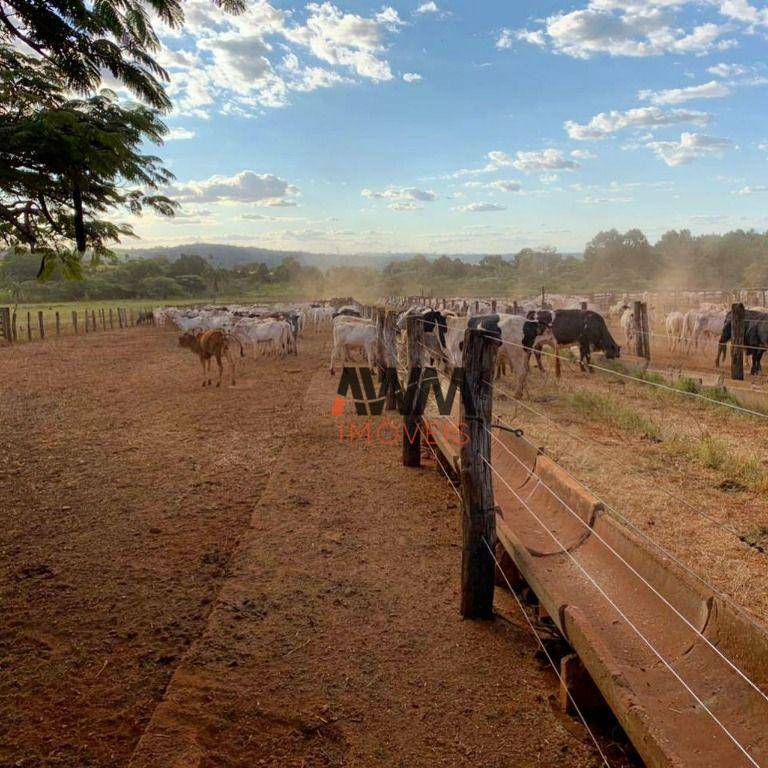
[179,329,244,387]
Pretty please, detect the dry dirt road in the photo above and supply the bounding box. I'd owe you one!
[1,326,602,768]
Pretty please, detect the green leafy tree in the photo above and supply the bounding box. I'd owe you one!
[0,47,176,274]
[0,0,243,109]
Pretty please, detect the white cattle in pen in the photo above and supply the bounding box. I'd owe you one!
[665,311,685,352]
[230,318,290,357]
[330,316,377,374]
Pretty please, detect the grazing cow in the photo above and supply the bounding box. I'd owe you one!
[529,309,620,372]
[716,309,768,375]
[330,317,377,374]
[179,329,244,387]
[665,311,685,352]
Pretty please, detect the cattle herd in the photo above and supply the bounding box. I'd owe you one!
[151,291,768,390]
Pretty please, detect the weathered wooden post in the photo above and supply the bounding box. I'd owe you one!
[580,301,588,310]
[541,287,546,306]
[491,299,497,313]
[71,310,78,334]
[459,323,500,619]
[109,308,114,329]
[11,311,17,341]
[384,309,398,411]
[0,307,11,344]
[731,302,745,381]
[100,308,106,330]
[26,312,32,341]
[512,300,519,316]
[129,309,135,326]
[38,311,45,339]
[55,311,60,336]
[633,301,644,358]
[91,309,96,331]
[118,308,124,329]
[402,315,423,468]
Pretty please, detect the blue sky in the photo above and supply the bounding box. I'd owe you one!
[124,0,768,254]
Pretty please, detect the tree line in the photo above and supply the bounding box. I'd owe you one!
[2,226,767,303]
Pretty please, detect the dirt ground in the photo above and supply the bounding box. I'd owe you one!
[0,327,603,768]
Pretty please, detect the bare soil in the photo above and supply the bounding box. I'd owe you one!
[0,327,602,768]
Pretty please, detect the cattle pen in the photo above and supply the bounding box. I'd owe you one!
[348,299,768,768]
[2,296,768,768]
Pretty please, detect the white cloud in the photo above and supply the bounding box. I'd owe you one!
[362,186,437,201]
[415,1,440,14]
[403,72,422,82]
[513,148,580,171]
[718,0,768,27]
[165,127,197,140]
[158,1,403,117]
[164,170,299,204]
[565,106,711,140]
[513,3,733,59]
[455,202,508,212]
[638,80,732,105]
[488,180,523,192]
[646,132,734,165]
[496,29,514,49]
[583,194,630,208]
[389,201,423,211]
[571,149,597,159]
[708,62,748,77]
[737,185,768,194]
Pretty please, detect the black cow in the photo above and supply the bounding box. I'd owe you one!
[528,309,620,372]
[716,310,768,375]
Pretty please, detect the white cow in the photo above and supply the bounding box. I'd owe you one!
[231,318,290,357]
[330,317,377,374]
[665,311,685,352]
[691,309,726,350]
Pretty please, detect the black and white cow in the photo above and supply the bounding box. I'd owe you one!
[528,309,620,371]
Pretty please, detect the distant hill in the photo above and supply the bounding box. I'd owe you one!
[119,243,581,268]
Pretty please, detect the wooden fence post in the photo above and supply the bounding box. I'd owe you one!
[402,315,423,467]
[91,309,96,332]
[118,308,124,329]
[55,311,60,336]
[109,308,114,329]
[100,308,106,330]
[27,311,32,341]
[129,309,134,326]
[72,310,78,335]
[11,311,17,341]
[580,301,588,310]
[731,302,745,381]
[384,309,399,410]
[38,310,45,339]
[638,302,650,361]
[459,325,500,619]
[0,307,11,345]
[632,301,644,358]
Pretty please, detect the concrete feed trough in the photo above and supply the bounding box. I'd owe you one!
[426,417,768,768]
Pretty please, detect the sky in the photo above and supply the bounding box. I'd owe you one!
[122,0,768,254]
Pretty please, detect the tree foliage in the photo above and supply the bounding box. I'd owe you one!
[0,46,178,275]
